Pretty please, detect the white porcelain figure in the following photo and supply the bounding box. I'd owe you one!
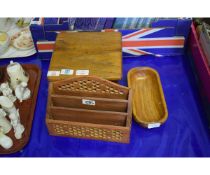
[0,96,13,110]
[15,82,31,102]
[6,61,29,89]
[0,108,12,134]
[0,128,13,149]
[0,96,25,139]
[0,82,16,102]
[9,111,25,139]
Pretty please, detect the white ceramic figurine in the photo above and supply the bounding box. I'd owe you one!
[0,107,13,150]
[15,82,31,102]
[0,108,12,134]
[0,96,25,139]
[0,128,13,149]
[6,61,29,90]
[9,110,25,139]
[0,95,14,111]
[0,82,16,102]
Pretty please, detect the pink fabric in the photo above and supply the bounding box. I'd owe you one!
[189,23,210,103]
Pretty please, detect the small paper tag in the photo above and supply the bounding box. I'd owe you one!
[76,70,89,75]
[82,99,95,106]
[47,71,60,77]
[148,123,161,129]
[60,69,74,75]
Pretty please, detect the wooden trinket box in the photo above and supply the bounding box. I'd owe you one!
[48,32,122,82]
[46,76,132,143]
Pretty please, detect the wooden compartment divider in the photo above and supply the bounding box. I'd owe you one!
[50,107,127,126]
[46,76,132,143]
[51,95,128,112]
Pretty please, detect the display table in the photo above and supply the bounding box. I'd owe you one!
[1,53,210,157]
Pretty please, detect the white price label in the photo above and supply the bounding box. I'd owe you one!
[82,99,95,106]
[148,123,161,129]
[47,71,60,77]
[60,69,74,75]
[76,70,89,75]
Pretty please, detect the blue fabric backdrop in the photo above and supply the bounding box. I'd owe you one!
[0,53,210,157]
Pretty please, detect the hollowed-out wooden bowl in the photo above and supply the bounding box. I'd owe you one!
[128,67,168,128]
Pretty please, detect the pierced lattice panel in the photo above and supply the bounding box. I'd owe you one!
[52,124,124,142]
[47,76,132,143]
[53,76,129,99]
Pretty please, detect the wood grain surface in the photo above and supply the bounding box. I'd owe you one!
[50,106,127,126]
[51,95,128,112]
[128,67,168,127]
[48,32,122,81]
[46,76,132,143]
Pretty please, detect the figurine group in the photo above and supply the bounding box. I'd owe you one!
[0,61,31,150]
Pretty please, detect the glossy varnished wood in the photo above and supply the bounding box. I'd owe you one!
[48,32,122,81]
[128,67,168,128]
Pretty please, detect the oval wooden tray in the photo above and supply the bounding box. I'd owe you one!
[0,64,41,154]
[128,67,168,128]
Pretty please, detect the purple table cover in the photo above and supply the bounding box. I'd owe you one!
[0,52,210,157]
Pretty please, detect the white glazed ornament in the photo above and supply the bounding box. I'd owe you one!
[0,128,13,149]
[9,111,25,139]
[0,95,13,110]
[6,61,29,89]
[0,96,25,139]
[0,82,16,102]
[15,82,31,102]
[0,108,12,134]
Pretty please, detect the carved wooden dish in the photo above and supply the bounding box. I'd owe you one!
[0,64,41,154]
[128,67,168,128]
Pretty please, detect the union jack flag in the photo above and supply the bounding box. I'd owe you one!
[36,28,185,57]
[104,28,185,57]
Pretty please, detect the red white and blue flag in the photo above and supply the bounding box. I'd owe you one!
[36,28,185,57]
[119,28,185,57]
[122,28,185,56]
